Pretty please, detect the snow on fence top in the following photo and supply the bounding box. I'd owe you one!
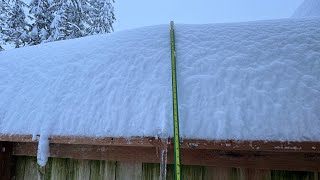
[0,18,320,141]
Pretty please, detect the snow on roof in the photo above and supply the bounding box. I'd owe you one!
[292,0,320,18]
[0,18,320,141]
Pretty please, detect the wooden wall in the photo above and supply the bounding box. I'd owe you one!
[12,156,319,180]
[0,142,14,180]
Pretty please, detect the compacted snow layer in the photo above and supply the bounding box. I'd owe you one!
[0,18,320,141]
[292,0,320,18]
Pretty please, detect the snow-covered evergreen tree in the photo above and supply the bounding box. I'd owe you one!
[48,5,65,41]
[0,0,11,50]
[83,0,115,35]
[48,0,115,41]
[47,0,84,41]
[1,0,115,49]
[0,11,6,50]
[60,0,85,39]
[29,0,52,44]
[5,0,29,48]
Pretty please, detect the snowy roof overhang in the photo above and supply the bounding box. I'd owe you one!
[0,18,319,141]
[1,17,320,168]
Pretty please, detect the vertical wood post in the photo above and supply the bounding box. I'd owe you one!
[0,142,13,180]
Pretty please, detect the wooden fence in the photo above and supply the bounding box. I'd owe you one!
[13,156,319,180]
[1,135,320,179]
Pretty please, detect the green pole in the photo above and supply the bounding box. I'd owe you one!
[170,21,181,180]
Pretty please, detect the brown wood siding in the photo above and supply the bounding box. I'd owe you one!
[1,135,320,172]
[11,142,320,171]
[13,156,320,180]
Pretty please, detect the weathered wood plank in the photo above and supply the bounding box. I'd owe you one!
[181,165,204,180]
[166,164,174,179]
[77,160,92,180]
[271,170,316,180]
[142,163,160,180]
[0,142,14,180]
[12,156,320,180]
[12,142,320,171]
[1,134,320,153]
[15,157,117,180]
[3,134,320,173]
[14,156,26,180]
[314,172,319,180]
[23,157,38,180]
[204,167,236,180]
[50,158,69,180]
[180,149,320,171]
[89,160,116,180]
[239,168,271,180]
[203,168,318,180]
[116,162,142,180]
[13,143,166,165]
[166,164,205,180]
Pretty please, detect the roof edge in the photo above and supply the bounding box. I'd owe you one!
[1,134,319,153]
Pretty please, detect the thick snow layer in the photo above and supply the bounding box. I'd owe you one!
[292,0,320,18]
[176,19,320,141]
[0,18,320,141]
[0,25,172,138]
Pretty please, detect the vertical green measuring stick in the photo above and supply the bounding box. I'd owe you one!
[170,21,181,180]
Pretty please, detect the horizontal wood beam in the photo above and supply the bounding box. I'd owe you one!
[1,134,320,153]
[1,134,320,171]
[12,142,320,171]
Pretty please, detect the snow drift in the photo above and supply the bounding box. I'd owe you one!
[292,0,320,18]
[0,18,320,141]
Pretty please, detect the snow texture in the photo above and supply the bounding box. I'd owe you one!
[0,18,320,142]
[0,25,172,138]
[292,0,320,18]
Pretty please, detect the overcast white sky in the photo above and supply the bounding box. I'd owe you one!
[114,0,304,31]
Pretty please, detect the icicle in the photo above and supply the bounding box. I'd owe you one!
[32,134,37,141]
[159,138,168,180]
[37,134,49,167]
